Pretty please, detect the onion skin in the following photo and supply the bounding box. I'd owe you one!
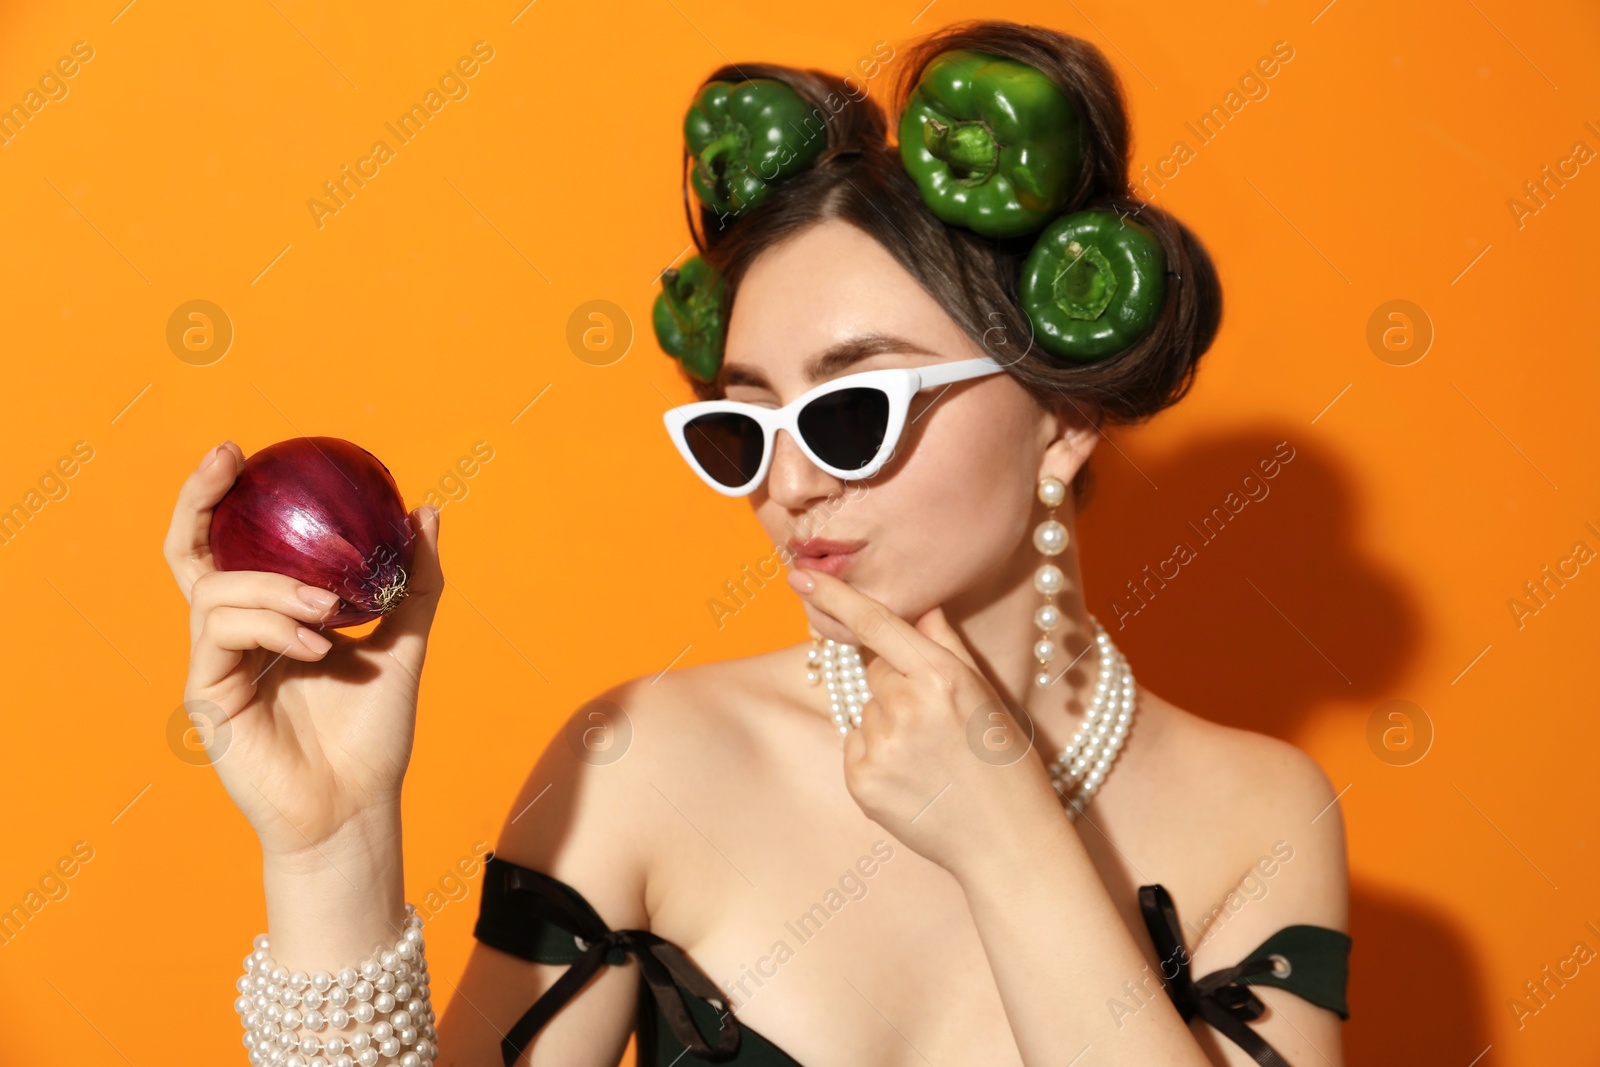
[210,437,415,629]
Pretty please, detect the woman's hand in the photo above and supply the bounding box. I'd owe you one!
[163,441,445,866]
[787,567,1065,876]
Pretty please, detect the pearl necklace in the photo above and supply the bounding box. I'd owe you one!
[808,636,870,734]
[1049,615,1136,821]
[805,613,1137,821]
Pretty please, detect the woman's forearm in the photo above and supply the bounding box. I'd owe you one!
[241,801,440,1066]
[260,802,408,972]
[953,815,1212,1067]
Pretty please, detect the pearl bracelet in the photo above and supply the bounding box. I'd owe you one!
[235,902,438,1067]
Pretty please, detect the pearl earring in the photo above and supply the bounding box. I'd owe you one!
[1032,475,1069,687]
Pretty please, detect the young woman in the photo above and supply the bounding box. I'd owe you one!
[171,19,1350,1067]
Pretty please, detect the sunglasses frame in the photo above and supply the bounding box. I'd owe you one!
[662,355,1008,496]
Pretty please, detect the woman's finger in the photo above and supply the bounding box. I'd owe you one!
[842,716,869,768]
[162,441,244,603]
[372,506,444,670]
[189,569,342,642]
[789,568,959,680]
[856,695,891,745]
[913,605,980,672]
[863,652,919,710]
[190,605,333,695]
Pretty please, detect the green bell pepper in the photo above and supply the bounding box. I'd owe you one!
[653,255,727,382]
[898,49,1084,238]
[1018,210,1166,361]
[685,79,826,217]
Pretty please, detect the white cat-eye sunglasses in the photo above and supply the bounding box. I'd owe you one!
[663,356,1007,496]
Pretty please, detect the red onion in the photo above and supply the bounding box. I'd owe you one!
[210,437,415,629]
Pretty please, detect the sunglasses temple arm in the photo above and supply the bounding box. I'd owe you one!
[914,357,1007,390]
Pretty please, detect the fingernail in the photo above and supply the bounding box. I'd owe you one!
[199,444,223,469]
[298,586,339,611]
[787,569,815,594]
[297,626,333,653]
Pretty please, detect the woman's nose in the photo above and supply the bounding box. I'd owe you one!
[763,427,843,508]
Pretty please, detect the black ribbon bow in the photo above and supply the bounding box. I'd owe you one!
[497,863,741,1066]
[1137,884,1294,1067]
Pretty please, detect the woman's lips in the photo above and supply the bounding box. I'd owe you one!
[788,538,866,577]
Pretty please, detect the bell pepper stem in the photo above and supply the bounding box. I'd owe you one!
[696,132,744,196]
[660,267,692,324]
[1052,240,1117,320]
[923,115,999,185]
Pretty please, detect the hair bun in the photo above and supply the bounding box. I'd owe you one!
[670,21,1222,463]
[815,145,866,167]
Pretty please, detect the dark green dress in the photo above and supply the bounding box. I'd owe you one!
[474,853,1351,1067]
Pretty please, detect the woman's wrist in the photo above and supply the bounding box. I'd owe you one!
[261,802,407,972]
[948,779,1080,890]
[260,800,404,874]
[937,758,1071,881]
[238,899,436,1065]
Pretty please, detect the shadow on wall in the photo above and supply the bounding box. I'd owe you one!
[1345,878,1492,1064]
[1078,425,1491,1055]
[1077,424,1413,738]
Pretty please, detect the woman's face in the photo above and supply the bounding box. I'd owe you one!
[719,218,1094,642]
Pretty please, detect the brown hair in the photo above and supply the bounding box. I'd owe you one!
[677,19,1223,506]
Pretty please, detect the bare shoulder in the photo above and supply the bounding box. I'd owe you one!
[599,642,801,760]
[484,671,690,932]
[488,646,801,929]
[1142,689,1343,822]
[1130,685,1350,929]
[1126,687,1351,1062]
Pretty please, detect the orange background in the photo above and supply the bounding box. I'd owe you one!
[1,0,1597,1063]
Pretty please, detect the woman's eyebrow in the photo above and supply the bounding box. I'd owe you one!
[719,333,943,390]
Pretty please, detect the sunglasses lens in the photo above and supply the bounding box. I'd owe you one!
[797,388,891,472]
[683,412,765,488]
